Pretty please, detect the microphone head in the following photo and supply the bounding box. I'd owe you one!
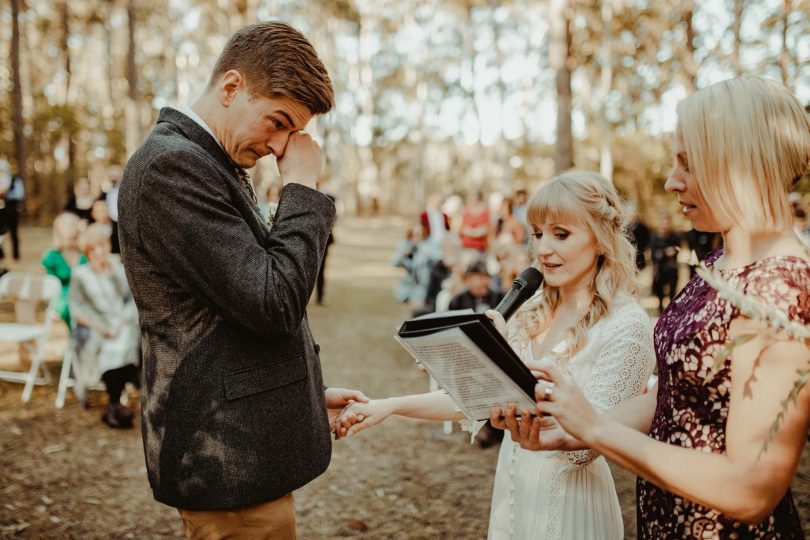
[514,267,543,295]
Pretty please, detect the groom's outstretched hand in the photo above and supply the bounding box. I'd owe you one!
[325,387,369,439]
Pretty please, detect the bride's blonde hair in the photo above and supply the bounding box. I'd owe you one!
[510,171,641,359]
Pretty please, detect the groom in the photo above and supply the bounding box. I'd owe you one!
[118,22,365,538]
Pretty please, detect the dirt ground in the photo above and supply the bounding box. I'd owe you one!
[1,219,809,539]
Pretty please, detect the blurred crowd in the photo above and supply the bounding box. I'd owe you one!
[42,164,140,429]
[392,190,533,319]
[3,164,810,434]
[394,188,810,320]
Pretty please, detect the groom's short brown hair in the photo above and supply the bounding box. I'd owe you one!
[209,21,334,115]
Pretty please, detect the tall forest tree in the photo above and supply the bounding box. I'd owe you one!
[10,0,25,179]
[550,0,574,173]
[59,0,77,188]
[125,0,141,158]
[0,0,808,221]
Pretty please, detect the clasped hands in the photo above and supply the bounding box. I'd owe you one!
[329,309,602,448]
[325,387,377,440]
[330,360,592,452]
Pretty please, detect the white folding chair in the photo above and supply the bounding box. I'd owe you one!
[55,327,108,409]
[55,341,79,409]
[0,272,63,403]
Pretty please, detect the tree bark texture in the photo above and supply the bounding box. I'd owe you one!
[11,0,26,178]
[550,0,574,173]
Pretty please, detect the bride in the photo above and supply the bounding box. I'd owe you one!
[339,171,655,539]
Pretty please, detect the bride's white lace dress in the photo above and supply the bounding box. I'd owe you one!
[487,294,655,540]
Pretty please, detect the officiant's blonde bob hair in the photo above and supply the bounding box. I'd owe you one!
[676,76,810,233]
[510,171,640,359]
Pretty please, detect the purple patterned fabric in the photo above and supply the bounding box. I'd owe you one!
[637,250,810,539]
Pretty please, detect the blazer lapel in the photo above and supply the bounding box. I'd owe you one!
[156,108,236,174]
[156,107,269,235]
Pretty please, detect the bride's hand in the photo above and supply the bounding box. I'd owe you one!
[337,399,395,438]
[485,310,508,340]
[532,358,603,443]
[490,405,586,451]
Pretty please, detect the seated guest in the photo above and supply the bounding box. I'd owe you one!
[41,212,86,329]
[412,233,462,317]
[497,246,532,294]
[68,224,140,428]
[459,191,491,253]
[494,197,526,246]
[420,192,450,245]
[448,259,504,313]
[65,176,96,224]
[90,198,116,249]
[393,223,440,305]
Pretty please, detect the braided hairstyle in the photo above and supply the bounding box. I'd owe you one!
[510,171,642,360]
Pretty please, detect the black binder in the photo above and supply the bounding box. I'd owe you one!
[397,311,538,403]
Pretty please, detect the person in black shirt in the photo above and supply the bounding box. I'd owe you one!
[685,228,721,276]
[626,203,651,271]
[448,259,504,313]
[651,214,681,314]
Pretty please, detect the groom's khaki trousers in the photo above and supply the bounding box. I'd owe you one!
[178,492,296,539]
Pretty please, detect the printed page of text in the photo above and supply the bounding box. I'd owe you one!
[397,327,535,420]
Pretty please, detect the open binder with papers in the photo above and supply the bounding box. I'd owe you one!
[396,309,538,421]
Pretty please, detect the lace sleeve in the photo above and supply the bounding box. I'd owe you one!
[563,304,656,467]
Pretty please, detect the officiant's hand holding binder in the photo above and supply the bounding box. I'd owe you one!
[396,309,538,421]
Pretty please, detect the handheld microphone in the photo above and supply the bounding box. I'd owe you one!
[494,267,543,321]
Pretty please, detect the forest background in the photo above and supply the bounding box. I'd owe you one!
[1,0,809,224]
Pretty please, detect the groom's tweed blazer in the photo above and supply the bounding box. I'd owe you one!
[118,108,336,510]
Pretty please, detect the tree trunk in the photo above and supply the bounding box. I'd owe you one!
[125,0,141,158]
[104,2,117,123]
[354,14,379,216]
[550,0,574,173]
[60,0,77,189]
[731,0,744,76]
[779,0,792,89]
[10,0,26,179]
[599,0,614,182]
[492,5,513,194]
[682,1,698,92]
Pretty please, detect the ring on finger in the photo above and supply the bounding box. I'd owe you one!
[543,382,555,401]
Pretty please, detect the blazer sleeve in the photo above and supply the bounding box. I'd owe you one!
[136,149,335,338]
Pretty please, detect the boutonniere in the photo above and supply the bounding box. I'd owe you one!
[266,202,279,229]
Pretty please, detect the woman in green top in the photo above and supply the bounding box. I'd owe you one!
[41,212,86,328]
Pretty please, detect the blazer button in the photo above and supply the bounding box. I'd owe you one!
[314,344,321,354]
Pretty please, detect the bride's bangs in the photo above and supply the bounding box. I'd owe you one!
[526,181,587,230]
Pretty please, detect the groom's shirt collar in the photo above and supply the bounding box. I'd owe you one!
[176,105,224,151]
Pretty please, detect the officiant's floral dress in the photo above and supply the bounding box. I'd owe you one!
[637,251,808,539]
[488,293,655,540]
